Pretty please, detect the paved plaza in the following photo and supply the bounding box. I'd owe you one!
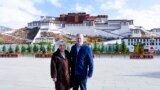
[0,56,160,90]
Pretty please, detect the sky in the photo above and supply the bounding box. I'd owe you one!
[1,0,160,30]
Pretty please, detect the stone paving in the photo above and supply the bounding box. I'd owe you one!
[0,56,160,90]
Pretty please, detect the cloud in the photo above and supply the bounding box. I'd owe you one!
[117,5,160,29]
[99,0,128,10]
[0,0,44,29]
[97,0,160,29]
[48,0,61,7]
[72,3,94,14]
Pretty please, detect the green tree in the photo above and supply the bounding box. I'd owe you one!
[108,45,112,53]
[100,42,105,53]
[121,40,127,53]
[115,42,119,53]
[112,45,115,53]
[52,45,55,52]
[15,45,20,53]
[21,45,26,53]
[2,45,6,53]
[126,48,129,54]
[47,44,52,52]
[39,41,51,45]
[33,44,39,53]
[9,45,14,53]
[27,44,32,53]
[40,44,46,53]
[134,43,144,54]
[134,44,139,54]
[93,42,98,53]
[105,46,108,53]
[119,44,122,53]
[139,44,144,54]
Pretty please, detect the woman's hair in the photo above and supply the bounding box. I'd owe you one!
[57,39,66,46]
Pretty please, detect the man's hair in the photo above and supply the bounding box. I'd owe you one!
[76,33,83,39]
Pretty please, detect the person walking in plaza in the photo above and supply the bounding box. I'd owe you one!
[50,40,71,90]
[70,33,94,90]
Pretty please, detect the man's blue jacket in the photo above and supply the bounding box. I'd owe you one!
[70,44,94,79]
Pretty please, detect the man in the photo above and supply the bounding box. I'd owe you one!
[70,34,94,90]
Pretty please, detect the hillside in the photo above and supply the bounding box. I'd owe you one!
[0,33,26,44]
[0,27,74,44]
[0,27,39,44]
[11,27,39,40]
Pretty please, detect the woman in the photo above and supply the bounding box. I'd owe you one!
[50,40,71,90]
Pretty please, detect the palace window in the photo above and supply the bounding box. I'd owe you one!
[143,39,145,42]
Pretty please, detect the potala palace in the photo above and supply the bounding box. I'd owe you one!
[26,12,160,52]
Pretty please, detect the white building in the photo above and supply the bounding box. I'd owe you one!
[28,13,134,39]
[0,26,12,33]
[31,16,61,44]
[123,37,160,52]
[122,26,160,52]
[150,28,160,36]
[27,21,41,29]
[28,12,136,43]
[94,19,133,38]
[57,19,133,38]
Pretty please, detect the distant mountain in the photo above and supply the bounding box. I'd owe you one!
[0,26,12,33]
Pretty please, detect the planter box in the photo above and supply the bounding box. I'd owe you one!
[35,53,52,58]
[130,54,153,59]
[0,53,18,57]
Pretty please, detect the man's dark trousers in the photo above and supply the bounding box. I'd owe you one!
[73,77,87,90]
